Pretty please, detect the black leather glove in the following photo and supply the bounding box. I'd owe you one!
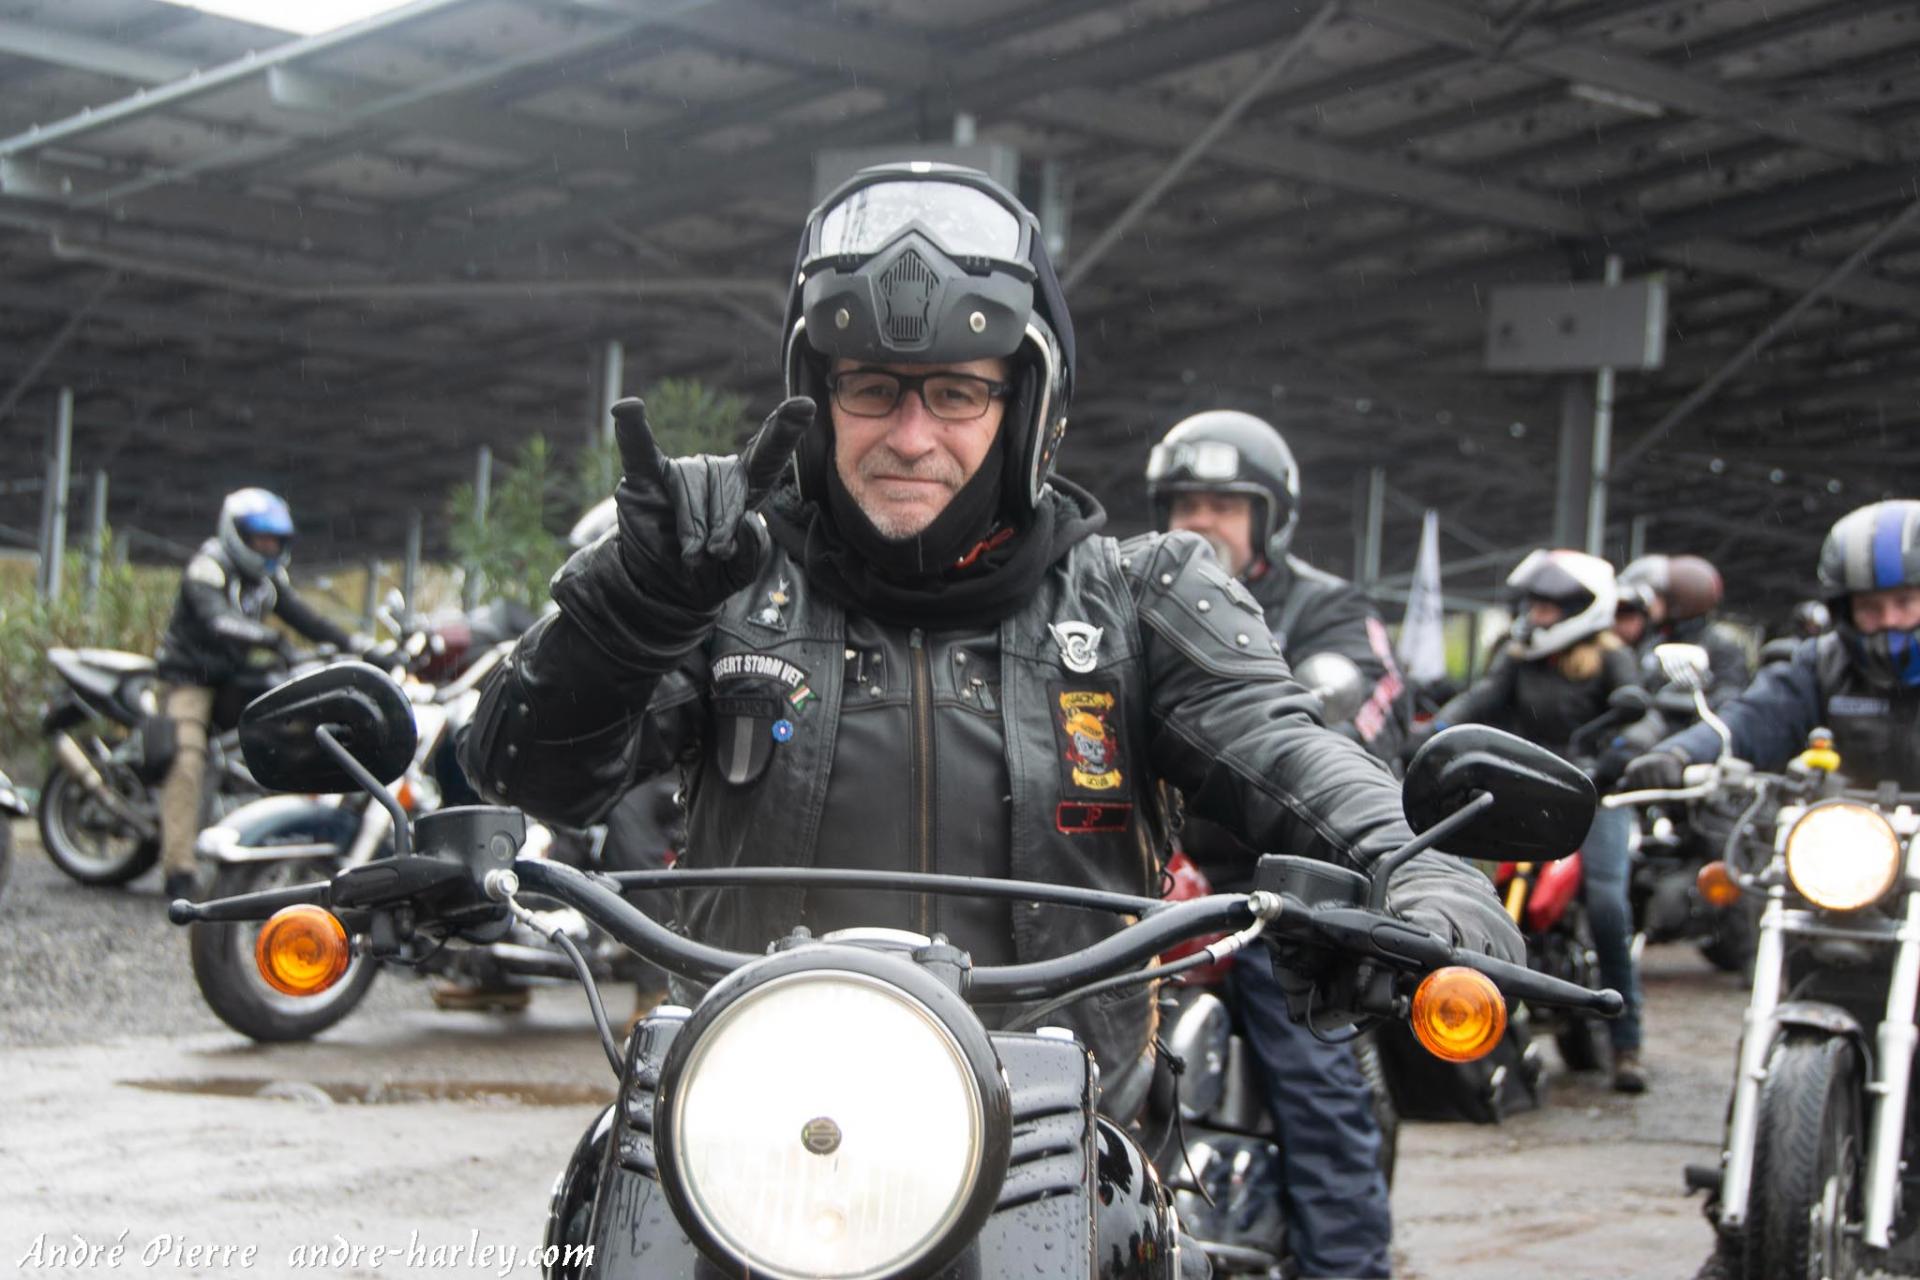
[552,395,814,671]
[1621,748,1688,792]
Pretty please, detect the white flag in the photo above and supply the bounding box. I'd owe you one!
[1398,509,1447,685]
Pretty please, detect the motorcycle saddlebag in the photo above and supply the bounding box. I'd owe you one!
[1372,1013,1544,1124]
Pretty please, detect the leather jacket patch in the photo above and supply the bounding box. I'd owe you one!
[1057,801,1130,834]
[1052,684,1126,794]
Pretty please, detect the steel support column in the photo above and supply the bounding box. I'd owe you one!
[1554,379,1596,551]
[85,469,107,609]
[464,445,492,609]
[39,388,71,601]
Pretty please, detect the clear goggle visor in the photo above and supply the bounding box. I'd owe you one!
[814,179,1025,262]
[1147,440,1242,484]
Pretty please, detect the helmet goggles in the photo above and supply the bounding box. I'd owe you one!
[1146,440,1243,485]
[806,175,1032,275]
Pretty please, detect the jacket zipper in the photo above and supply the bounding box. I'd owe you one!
[910,629,935,934]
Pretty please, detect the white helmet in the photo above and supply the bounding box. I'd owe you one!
[1506,549,1617,661]
[217,488,295,581]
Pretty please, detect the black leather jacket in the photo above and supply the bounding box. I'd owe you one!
[1246,555,1411,762]
[1436,639,1642,763]
[461,487,1519,1070]
[155,539,351,686]
[1183,554,1412,892]
[1635,615,1752,710]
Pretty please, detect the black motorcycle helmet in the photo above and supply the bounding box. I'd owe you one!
[1818,500,1920,687]
[781,162,1074,521]
[1145,410,1300,563]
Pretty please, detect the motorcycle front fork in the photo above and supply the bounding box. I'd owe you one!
[1718,884,1920,1250]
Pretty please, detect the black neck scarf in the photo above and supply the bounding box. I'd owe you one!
[764,477,1106,630]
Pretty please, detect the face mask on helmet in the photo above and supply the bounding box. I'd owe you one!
[1819,501,1920,688]
[783,163,1074,521]
[219,488,295,580]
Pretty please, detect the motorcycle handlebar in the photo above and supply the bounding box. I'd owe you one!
[169,859,1619,1017]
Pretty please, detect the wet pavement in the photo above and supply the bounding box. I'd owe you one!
[0,826,1830,1279]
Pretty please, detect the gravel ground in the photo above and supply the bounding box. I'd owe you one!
[0,822,424,1048]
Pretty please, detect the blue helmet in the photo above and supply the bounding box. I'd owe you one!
[218,487,295,580]
[1818,500,1920,687]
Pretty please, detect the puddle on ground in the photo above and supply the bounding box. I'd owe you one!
[123,1077,614,1107]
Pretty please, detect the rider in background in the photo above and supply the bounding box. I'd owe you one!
[154,489,353,903]
[1433,550,1650,1093]
[1146,407,1404,1280]
[1624,501,1920,791]
[1615,554,1750,708]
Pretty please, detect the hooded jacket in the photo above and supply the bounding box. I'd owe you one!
[461,479,1520,1071]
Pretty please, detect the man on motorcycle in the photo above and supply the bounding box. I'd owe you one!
[1625,501,1920,790]
[1146,408,1404,1279]
[1615,553,1750,708]
[154,489,354,901]
[461,162,1521,1105]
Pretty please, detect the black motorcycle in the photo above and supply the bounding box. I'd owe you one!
[38,646,269,885]
[170,663,1620,1280]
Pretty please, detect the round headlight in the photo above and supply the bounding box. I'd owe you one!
[659,956,1008,1280]
[1784,801,1903,912]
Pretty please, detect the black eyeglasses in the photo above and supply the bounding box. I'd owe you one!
[825,369,1010,422]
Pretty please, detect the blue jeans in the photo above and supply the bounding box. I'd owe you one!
[1581,806,1642,1052]
[1227,950,1392,1279]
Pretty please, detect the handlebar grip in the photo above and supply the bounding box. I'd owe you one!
[1451,947,1624,1017]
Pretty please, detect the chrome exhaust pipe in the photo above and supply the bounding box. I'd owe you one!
[51,733,158,838]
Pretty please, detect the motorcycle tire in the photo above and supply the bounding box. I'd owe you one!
[1550,905,1607,1073]
[190,860,378,1042]
[0,817,12,903]
[1745,1034,1863,1280]
[37,762,160,886]
[1353,1033,1399,1187]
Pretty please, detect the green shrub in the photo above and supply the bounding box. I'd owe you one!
[0,550,178,779]
[452,378,753,609]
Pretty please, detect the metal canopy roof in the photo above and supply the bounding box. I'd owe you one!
[1,0,1915,614]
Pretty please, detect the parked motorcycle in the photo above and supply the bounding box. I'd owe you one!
[189,613,572,1042]
[169,663,1620,1279]
[1608,646,1920,1280]
[0,766,31,902]
[37,646,268,885]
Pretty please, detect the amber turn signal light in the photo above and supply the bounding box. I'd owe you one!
[255,905,351,997]
[1410,966,1507,1063]
[1697,860,1743,908]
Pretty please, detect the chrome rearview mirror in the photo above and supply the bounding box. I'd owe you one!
[1654,642,1712,692]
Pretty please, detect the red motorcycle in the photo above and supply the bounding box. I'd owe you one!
[1491,687,1651,1071]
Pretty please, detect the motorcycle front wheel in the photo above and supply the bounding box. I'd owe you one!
[0,817,12,902]
[190,859,379,1041]
[37,762,159,886]
[1745,1033,1864,1280]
